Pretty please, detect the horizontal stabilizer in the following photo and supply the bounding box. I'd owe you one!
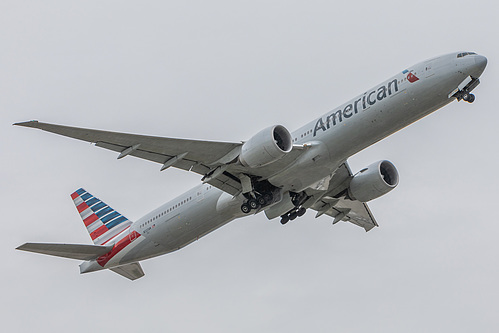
[110,262,145,280]
[16,243,113,260]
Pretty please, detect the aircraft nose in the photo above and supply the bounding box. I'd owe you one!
[472,55,487,77]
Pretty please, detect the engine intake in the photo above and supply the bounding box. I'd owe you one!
[239,125,293,168]
[349,160,399,202]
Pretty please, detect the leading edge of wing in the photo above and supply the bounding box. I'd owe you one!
[13,120,242,167]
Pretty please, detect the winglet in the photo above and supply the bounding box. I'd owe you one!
[13,120,40,127]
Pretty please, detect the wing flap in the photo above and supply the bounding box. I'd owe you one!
[16,243,114,260]
[110,262,145,280]
[313,199,377,231]
[310,162,378,231]
[206,173,242,196]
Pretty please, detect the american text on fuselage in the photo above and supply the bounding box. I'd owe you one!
[14,51,487,280]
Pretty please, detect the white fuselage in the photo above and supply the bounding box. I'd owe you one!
[92,52,486,270]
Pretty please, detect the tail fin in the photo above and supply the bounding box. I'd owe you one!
[71,188,132,245]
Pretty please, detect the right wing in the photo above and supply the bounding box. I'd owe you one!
[14,120,244,195]
[14,120,307,197]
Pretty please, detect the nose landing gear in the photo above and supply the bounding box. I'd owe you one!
[453,76,480,103]
[461,92,475,103]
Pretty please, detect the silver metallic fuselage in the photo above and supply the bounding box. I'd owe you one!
[94,52,487,270]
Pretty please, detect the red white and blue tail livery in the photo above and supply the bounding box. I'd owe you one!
[71,188,132,245]
[15,51,487,280]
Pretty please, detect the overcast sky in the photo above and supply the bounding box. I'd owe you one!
[2,1,499,332]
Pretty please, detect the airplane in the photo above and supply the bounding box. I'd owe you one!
[15,51,487,280]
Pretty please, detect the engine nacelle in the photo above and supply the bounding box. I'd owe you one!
[349,160,399,202]
[239,125,293,168]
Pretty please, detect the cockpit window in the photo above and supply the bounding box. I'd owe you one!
[457,52,477,58]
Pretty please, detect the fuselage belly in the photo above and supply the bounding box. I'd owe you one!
[84,52,488,270]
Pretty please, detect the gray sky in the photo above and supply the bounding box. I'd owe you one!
[2,1,499,332]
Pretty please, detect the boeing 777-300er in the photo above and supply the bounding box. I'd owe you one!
[15,52,487,280]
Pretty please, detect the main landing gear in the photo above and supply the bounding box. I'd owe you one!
[240,193,273,214]
[279,191,309,225]
[280,207,306,225]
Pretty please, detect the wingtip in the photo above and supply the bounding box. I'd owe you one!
[13,120,39,127]
[16,243,28,251]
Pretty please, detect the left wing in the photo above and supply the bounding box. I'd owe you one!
[308,162,378,231]
[14,121,244,195]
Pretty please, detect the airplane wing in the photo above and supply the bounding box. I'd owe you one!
[16,122,378,230]
[14,120,245,195]
[15,120,309,196]
[308,162,378,231]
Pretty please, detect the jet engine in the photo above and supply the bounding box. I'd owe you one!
[239,125,293,168]
[349,160,399,202]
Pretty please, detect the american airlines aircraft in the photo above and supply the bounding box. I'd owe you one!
[16,51,487,280]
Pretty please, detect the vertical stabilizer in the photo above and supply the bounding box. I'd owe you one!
[71,188,132,245]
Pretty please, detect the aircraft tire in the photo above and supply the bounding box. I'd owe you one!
[462,92,468,101]
[297,207,306,217]
[241,203,251,214]
[249,199,258,210]
[263,193,273,204]
[289,211,298,220]
[280,215,290,225]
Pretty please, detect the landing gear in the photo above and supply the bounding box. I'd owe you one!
[462,92,475,103]
[297,207,306,217]
[240,192,275,214]
[239,178,280,214]
[241,203,251,214]
[248,199,258,210]
[280,207,307,224]
[279,191,310,225]
[454,77,480,104]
